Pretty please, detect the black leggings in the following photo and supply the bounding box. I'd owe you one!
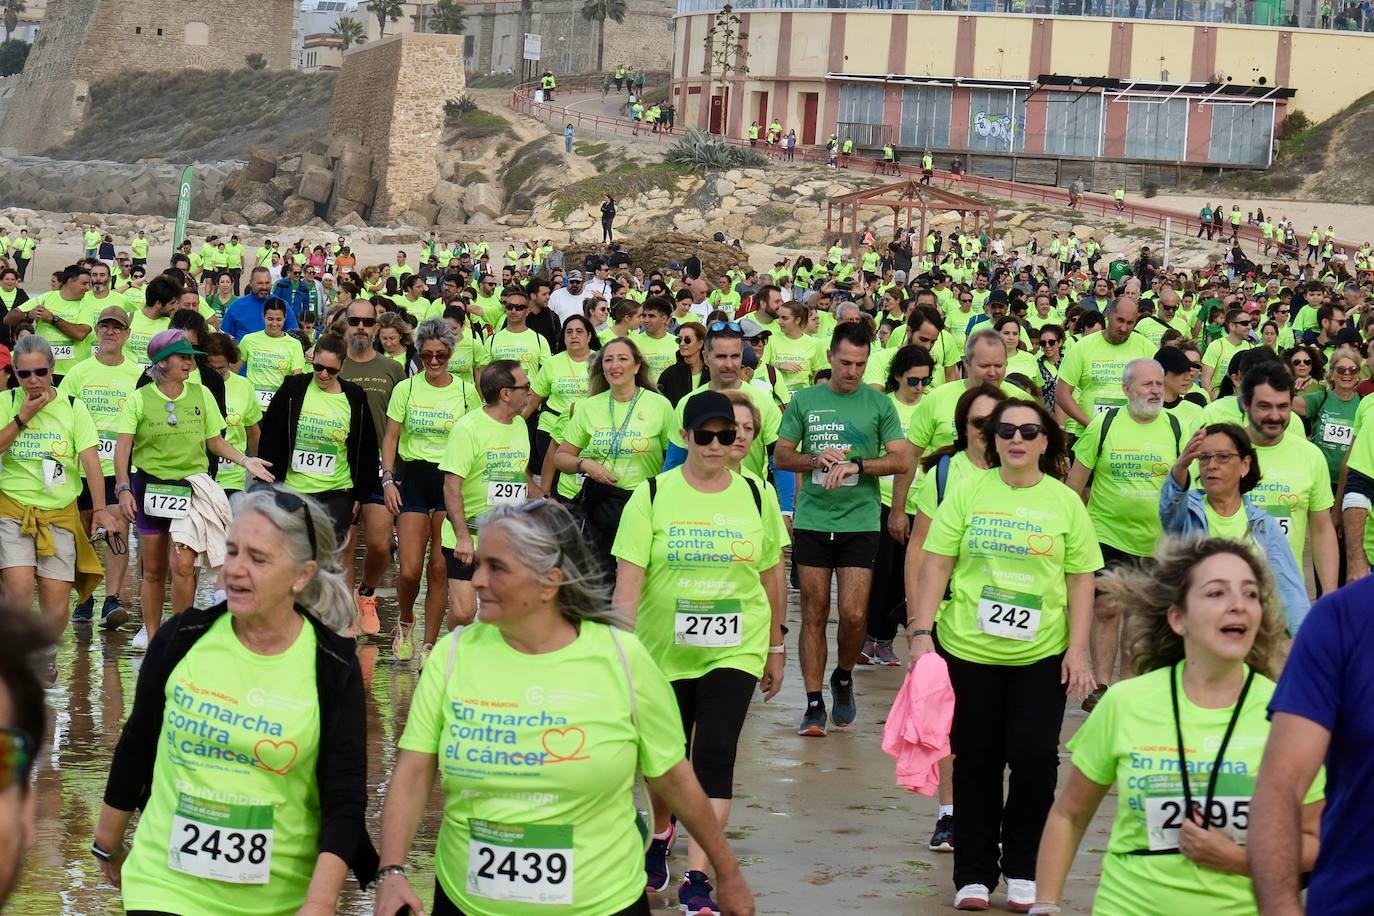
[866,503,911,641]
[672,666,758,798]
[433,879,651,915]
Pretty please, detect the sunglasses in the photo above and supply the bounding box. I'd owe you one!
[691,427,738,446]
[1290,357,1312,367]
[346,316,378,327]
[313,363,341,376]
[505,303,528,312]
[709,321,743,333]
[419,351,451,364]
[677,336,697,345]
[995,422,1044,441]
[904,375,932,387]
[248,483,317,558]
[0,728,33,791]
[15,367,50,379]
[1039,338,1060,347]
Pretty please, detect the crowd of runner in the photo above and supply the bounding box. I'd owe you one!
[0,215,1370,915]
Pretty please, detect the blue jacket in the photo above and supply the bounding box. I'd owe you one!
[271,278,313,320]
[220,292,299,340]
[1158,473,1310,632]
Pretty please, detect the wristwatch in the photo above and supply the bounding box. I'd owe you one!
[905,622,933,638]
[853,457,865,475]
[373,863,407,888]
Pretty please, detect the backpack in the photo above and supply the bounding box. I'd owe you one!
[647,472,762,517]
[1089,407,1182,486]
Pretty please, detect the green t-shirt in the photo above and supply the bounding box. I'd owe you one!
[0,388,97,510]
[631,332,678,384]
[1067,664,1322,916]
[120,614,320,915]
[923,472,1103,665]
[1248,433,1334,562]
[32,292,91,374]
[81,291,126,359]
[240,331,306,407]
[397,622,685,915]
[386,374,481,464]
[57,356,145,478]
[116,383,225,481]
[530,352,591,436]
[1165,398,1206,440]
[778,382,903,533]
[438,408,531,549]
[1301,388,1360,483]
[1203,498,1251,543]
[217,373,262,492]
[879,394,922,515]
[125,310,171,367]
[488,328,551,376]
[905,380,1031,455]
[1202,338,1253,397]
[1072,410,1181,556]
[765,331,827,392]
[670,383,780,480]
[283,385,353,494]
[1055,332,1159,435]
[83,229,100,249]
[1345,395,1374,480]
[448,329,487,383]
[131,237,149,259]
[568,389,675,491]
[613,469,786,681]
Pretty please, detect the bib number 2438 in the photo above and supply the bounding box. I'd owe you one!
[167,794,273,884]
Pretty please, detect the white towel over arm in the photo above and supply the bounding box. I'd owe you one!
[169,473,234,574]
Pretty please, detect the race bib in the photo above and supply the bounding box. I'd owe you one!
[812,466,859,486]
[168,794,273,884]
[1093,398,1126,416]
[291,448,337,476]
[975,586,1042,641]
[42,458,67,491]
[144,483,191,519]
[675,599,743,648]
[218,456,236,474]
[96,436,117,461]
[1265,505,1292,536]
[1322,422,1354,447]
[50,344,75,360]
[1143,774,1252,851]
[467,820,573,905]
[488,477,527,507]
[255,389,275,408]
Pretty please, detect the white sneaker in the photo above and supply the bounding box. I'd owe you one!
[1006,879,1036,913]
[131,626,149,651]
[954,884,990,911]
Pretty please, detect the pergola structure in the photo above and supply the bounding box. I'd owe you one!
[826,180,998,261]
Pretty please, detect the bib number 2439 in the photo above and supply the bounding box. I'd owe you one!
[467,820,573,905]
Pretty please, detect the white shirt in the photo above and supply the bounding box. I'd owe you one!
[548,287,585,326]
[582,277,610,299]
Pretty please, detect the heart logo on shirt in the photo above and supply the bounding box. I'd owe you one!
[329,428,348,445]
[628,436,650,453]
[1278,492,1301,511]
[1151,461,1170,476]
[1026,534,1056,556]
[541,726,589,763]
[226,411,242,427]
[254,738,299,775]
[48,440,71,458]
[731,540,755,561]
[444,418,456,432]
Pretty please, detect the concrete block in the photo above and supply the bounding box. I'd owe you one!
[243,147,277,182]
[297,166,335,205]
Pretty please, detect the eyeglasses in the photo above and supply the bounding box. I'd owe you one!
[969,415,991,429]
[1039,338,1060,348]
[0,728,33,791]
[1232,321,1252,328]
[1290,357,1312,367]
[995,422,1044,441]
[90,527,127,556]
[959,297,973,304]
[1197,451,1240,467]
[419,351,451,364]
[1189,361,1203,371]
[691,427,738,446]
[505,303,528,312]
[312,363,341,376]
[164,399,179,427]
[708,321,743,333]
[15,367,50,379]
[1334,365,1360,375]
[904,375,932,387]
[503,384,531,391]
[248,483,317,558]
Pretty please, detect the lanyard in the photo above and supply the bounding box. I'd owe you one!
[606,389,642,462]
[1169,659,1255,833]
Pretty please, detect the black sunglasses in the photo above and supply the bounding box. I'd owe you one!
[995,422,1044,441]
[312,363,341,376]
[904,375,932,387]
[248,484,317,559]
[346,316,377,327]
[15,367,50,379]
[691,428,738,446]
[1039,338,1060,347]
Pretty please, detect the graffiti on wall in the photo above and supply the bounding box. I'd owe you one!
[971,109,1024,144]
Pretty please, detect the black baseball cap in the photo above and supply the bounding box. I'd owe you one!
[1154,347,1193,375]
[683,391,736,430]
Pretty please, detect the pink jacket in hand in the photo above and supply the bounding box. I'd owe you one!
[881,653,955,796]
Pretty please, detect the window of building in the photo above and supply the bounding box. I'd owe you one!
[900,85,951,149]
[1125,98,1188,161]
[184,21,209,46]
[156,28,163,36]
[967,88,1025,152]
[837,83,885,147]
[134,26,142,34]
[1044,91,1102,157]
[1208,103,1274,166]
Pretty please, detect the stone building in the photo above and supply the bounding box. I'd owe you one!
[0,0,295,154]
[463,0,676,76]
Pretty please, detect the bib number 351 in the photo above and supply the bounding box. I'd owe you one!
[467,821,573,904]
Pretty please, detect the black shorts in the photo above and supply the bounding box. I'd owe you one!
[77,475,117,512]
[1098,542,1145,573]
[792,528,881,570]
[301,488,356,545]
[398,458,446,514]
[441,545,477,581]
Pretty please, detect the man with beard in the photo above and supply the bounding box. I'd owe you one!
[1065,359,1183,707]
[339,298,407,637]
[221,266,298,340]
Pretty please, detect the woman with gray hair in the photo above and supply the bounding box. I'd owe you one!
[0,334,120,683]
[375,498,755,916]
[96,484,377,915]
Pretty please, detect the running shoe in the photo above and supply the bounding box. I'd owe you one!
[664,819,677,853]
[871,639,900,666]
[1006,878,1036,913]
[928,814,954,852]
[71,596,94,622]
[857,637,877,665]
[391,622,415,664]
[829,669,856,728]
[1081,684,1108,713]
[954,883,990,911]
[678,870,719,915]
[131,625,149,651]
[356,592,381,637]
[99,597,130,630]
[645,836,671,892]
[418,643,433,671]
[798,704,828,737]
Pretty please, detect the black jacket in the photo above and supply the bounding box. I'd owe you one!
[657,357,708,406]
[258,373,380,501]
[103,602,379,886]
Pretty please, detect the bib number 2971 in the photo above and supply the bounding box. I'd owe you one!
[467,821,573,904]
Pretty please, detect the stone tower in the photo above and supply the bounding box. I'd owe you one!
[0,0,296,154]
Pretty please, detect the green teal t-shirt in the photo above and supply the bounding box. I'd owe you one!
[57,356,144,478]
[923,472,1103,665]
[284,385,353,494]
[398,622,685,916]
[438,408,531,549]
[613,469,786,681]
[1072,409,1181,557]
[567,389,675,491]
[120,614,320,915]
[778,382,903,533]
[1301,388,1360,483]
[386,374,481,464]
[1067,664,1323,916]
[0,388,98,510]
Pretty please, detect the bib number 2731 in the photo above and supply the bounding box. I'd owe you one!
[467,821,573,904]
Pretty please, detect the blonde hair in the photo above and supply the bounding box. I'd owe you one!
[1325,344,1362,384]
[1100,536,1287,680]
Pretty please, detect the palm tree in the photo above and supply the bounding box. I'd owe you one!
[2,0,26,42]
[580,0,627,73]
[331,16,366,50]
[427,0,467,34]
[366,0,404,37]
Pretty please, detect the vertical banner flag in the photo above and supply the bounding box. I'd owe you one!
[173,165,195,249]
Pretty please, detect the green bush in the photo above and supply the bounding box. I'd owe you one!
[666,129,767,174]
[244,53,267,71]
[1276,110,1311,140]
